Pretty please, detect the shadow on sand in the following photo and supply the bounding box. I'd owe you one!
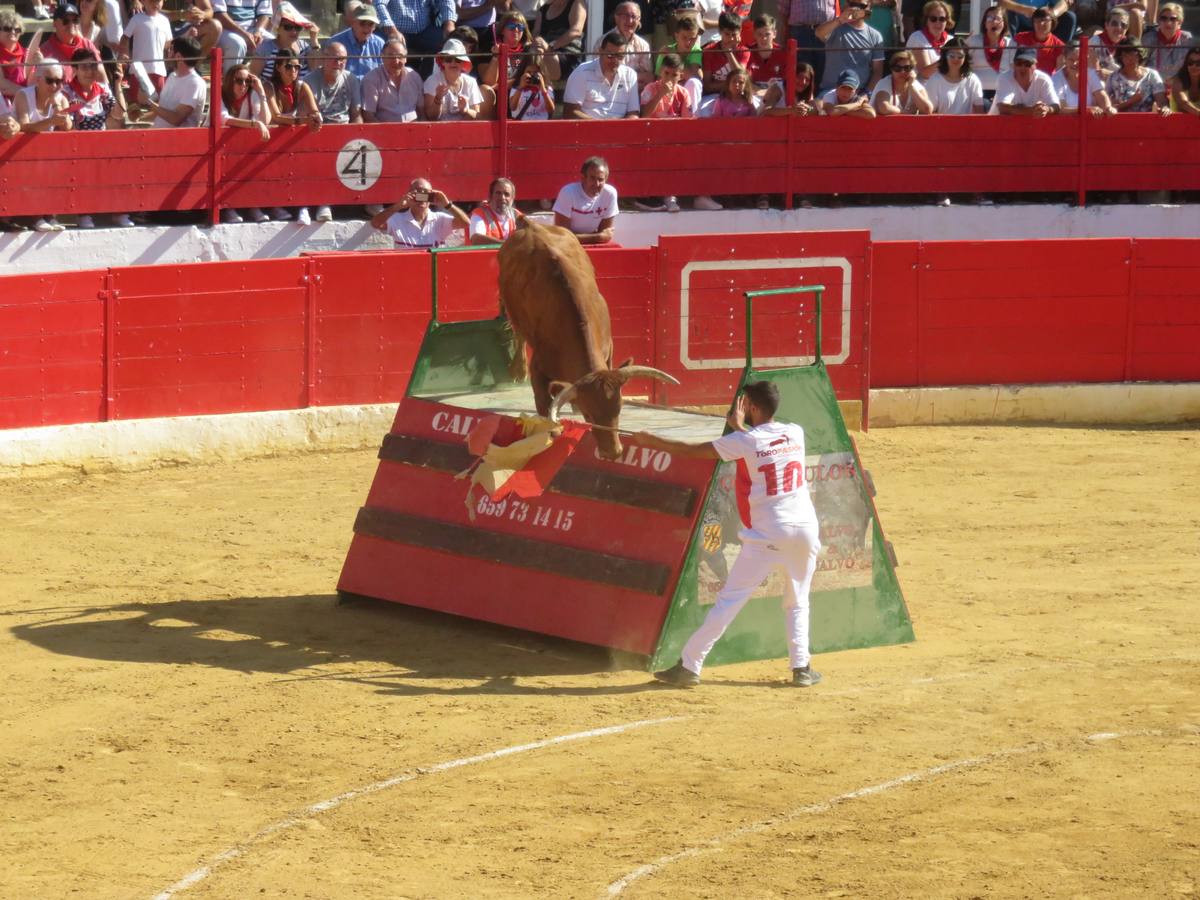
[8,594,750,697]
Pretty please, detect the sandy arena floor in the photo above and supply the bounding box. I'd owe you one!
[1,425,1198,899]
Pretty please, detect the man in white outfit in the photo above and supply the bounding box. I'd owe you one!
[634,380,823,688]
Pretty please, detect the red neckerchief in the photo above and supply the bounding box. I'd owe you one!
[276,81,297,112]
[68,76,102,104]
[1155,27,1182,46]
[921,27,949,51]
[1100,32,1118,53]
[984,34,1006,70]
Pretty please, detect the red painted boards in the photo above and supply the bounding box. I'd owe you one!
[337,397,717,655]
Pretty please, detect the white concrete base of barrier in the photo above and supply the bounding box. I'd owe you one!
[0,404,399,476]
[3,383,1196,475]
[870,382,1200,426]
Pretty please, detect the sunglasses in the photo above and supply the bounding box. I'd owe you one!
[1107,17,1127,25]
[1188,58,1200,66]
[946,51,965,59]
[927,15,946,21]
[280,22,302,30]
[504,22,525,31]
[44,76,63,84]
[282,62,301,69]
[892,63,913,71]
[0,24,21,33]
[1014,59,1035,66]
[60,16,80,23]
[233,76,250,84]
[1158,13,1179,20]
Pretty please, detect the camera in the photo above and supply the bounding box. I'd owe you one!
[411,191,430,202]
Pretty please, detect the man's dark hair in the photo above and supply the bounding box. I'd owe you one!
[659,51,683,69]
[717,11,741,32]
[600,29,629,49]
[581,155,609,175]
[742,381,780,418]
[450,25,478,50]
[753,14,776,29]
[70,47,99,63]
[173,36,202,67]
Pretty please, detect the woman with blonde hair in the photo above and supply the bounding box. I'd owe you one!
[1142,3,1193,81]
[906,0,954,80]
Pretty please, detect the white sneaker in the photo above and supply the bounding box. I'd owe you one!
[693,195,723,211]
[937,196,951,207]
[296,207,311,226]
[270,207,293,222]
[221,209,244,224]
[633,199,666,212]
[664,196,680,213]
[364,204,384,216]
[33,217,63,232]
[78,215,95,229]
[315,205,333,222]
[249,208,270,224]
[113,213,135,227]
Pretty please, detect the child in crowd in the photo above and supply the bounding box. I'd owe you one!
[634,52,691,213]
[119,0,171,105]
[817,68,876,117]
[746,14,787,98]
[509,56,555,119]
[699,11,750,112]
[710,65,756,117]
[423,38,483,120]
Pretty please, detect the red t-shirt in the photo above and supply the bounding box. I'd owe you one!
[0,44,28,97]
[747,43,787,85]
[701,40,751,83]
[1014,31,1065,74]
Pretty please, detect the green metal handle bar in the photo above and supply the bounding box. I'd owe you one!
[428,244,495,326]
[743,285,825,369]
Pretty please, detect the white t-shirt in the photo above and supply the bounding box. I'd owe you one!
[563,59,639,119]
[124,11,173,77]
[869,76,931,113]
[988,68,1059,114]
[712,421,819,537]
[925,71,983,114]
[385,209,457,249]
[1050,70,1082,109]
[153,69,208,128]
[966,33,1014,92]
[508,86,551,120]
[905,30,947,76]
[552,181,619,235]
[422,69,484,120]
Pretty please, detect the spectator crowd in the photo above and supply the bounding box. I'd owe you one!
[1,0,1197,228]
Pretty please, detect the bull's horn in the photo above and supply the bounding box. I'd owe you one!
[549,381,581,422]
[615,366,681,386]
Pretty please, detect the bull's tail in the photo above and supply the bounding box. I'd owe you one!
[499,303,529,382]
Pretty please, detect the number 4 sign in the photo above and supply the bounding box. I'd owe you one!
[336,138,383,191]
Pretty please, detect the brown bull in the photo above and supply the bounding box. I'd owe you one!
[497,221,677,460]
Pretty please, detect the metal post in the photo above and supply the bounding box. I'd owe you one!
[1077,34,1089,208]
[784,39,797,211]
[497,43,509,181]
[208,46,223,227]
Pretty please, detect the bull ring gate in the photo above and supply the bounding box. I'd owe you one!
[337,245,914,669]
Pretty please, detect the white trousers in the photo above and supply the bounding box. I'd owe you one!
[681,524,821,674]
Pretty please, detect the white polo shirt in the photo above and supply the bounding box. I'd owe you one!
[563,59,639,119]
[552,182,619,236]
[385,210,458,249]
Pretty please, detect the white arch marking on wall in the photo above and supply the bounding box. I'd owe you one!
[678,258,854,370]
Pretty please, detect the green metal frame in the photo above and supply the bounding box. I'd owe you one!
[649,284,914,670]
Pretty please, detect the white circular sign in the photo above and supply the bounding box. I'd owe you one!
[336,138,383,192]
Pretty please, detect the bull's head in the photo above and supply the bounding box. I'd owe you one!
[548,359,679,461]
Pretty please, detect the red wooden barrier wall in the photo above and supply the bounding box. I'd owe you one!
[3,114,1199,220]
[868,238,1200,387]
[3,236,1199,433]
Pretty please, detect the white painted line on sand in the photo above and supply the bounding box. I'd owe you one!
[153,716,684,899]
[605,726,1189,896]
